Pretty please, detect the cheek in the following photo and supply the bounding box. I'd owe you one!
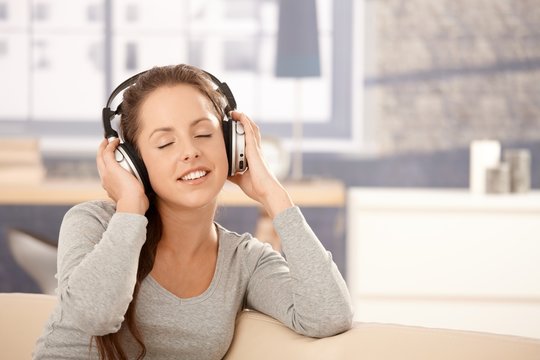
[138,149,170,187]
[213,136,230,174]
[145,159,169,190]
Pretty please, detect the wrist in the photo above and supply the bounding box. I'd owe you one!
[116,196,149,215]
[262,187,294,219]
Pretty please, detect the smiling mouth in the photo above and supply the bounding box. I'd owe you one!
[180,170,208,181]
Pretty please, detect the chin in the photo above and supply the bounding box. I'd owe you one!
[162,187,222,210]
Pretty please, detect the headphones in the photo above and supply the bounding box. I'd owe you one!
[102,67,247,194]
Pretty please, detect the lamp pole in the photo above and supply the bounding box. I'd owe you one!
[275,0,320,181]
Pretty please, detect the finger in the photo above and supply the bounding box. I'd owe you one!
[97,138,108,159]
[231,110,256,130]
[96,139,108,174]
[97,138,105,153]
[102,138,121,167]
[98,137,108,150]
[231,111,261,143]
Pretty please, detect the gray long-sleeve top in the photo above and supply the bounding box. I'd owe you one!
[33,200,353,359]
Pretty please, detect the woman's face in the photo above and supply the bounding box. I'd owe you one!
[136,83,229,210]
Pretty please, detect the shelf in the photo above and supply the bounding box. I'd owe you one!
[0,179,345,207]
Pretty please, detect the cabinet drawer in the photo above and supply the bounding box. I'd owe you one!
[347,188,540,299]
[349,210,540,298]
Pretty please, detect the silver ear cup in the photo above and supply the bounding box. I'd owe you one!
[233,121,247,174]
[114,146,144,184]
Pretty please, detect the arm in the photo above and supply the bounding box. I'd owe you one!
[227,111,293,220]
[56,202,147,336]
[56,139,150,336]
[228,111,353,336]
[244,206,353,338]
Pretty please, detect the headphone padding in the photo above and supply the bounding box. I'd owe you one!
[221,117,234,176]
[118,142,152,194]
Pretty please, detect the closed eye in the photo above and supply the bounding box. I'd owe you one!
[195,134,212,138]
[157,142,174,149]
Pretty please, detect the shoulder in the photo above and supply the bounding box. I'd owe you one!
[216,223,268,254]
[216,223,281,272]
[63,200,116,228]
[67,199,116,215]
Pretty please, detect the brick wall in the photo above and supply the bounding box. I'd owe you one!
[366,0,540,154]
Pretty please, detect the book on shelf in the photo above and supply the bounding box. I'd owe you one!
[0,138,45,184]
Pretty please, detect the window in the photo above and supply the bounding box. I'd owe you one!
[0,0,364,154]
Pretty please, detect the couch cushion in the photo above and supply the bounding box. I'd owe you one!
[224,310,540,360]
[0,293,57,359]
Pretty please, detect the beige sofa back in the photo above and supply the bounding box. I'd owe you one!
[0,293,56,359]
[1,293,539,360]
[225,310,540,360]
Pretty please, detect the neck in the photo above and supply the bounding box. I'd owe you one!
[156,199,218,258]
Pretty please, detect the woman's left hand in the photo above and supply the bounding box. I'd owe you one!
[227,111,294,218]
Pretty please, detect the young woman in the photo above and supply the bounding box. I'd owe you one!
[33,64,353,359]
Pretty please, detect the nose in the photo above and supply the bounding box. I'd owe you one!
[182,152,200,161]
[181,140,201,162]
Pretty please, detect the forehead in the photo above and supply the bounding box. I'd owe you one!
[143,83,213,112]
[138,84,219,129]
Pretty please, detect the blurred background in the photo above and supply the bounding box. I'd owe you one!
[0,0,539,339]
[0,0,538,185]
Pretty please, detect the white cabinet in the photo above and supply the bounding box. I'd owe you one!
[347,188,540,339]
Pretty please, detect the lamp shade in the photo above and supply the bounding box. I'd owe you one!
[275,0,321,78]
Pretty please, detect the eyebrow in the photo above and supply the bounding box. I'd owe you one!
[148,118,213,139]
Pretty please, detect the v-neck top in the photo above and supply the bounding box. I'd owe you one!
[33,200,353,359]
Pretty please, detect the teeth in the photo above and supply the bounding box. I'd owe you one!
[181,170,207,181]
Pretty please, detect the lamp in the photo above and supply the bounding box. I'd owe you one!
[275,0,321,180]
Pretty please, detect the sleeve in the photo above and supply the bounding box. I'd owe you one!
[55,202,148,336]
[244,206,354,338]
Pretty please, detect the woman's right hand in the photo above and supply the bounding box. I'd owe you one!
[96,138,149,215]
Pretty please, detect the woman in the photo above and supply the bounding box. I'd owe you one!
[33,64,353,359]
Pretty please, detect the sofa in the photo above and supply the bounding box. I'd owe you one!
[1,292,539,359]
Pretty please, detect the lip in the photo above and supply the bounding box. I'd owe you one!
[177,167,211,182]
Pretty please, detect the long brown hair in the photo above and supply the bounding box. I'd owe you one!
[94,64,227,359]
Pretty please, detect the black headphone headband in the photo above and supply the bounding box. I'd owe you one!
[102,67,237,139]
